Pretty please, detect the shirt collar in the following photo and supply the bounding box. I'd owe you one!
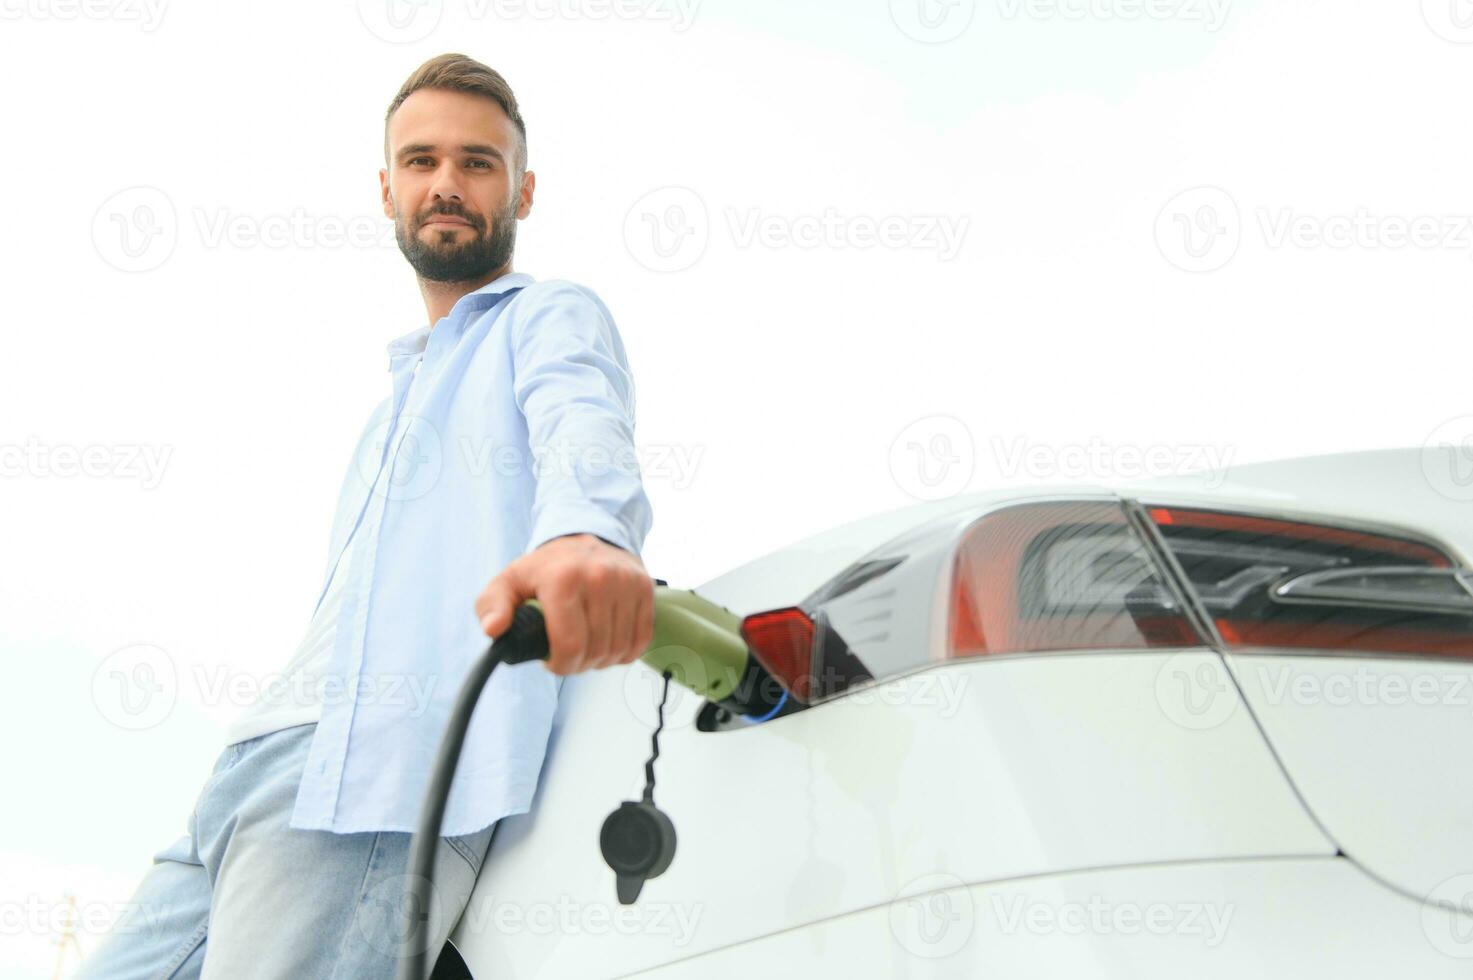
[385,271,536,362]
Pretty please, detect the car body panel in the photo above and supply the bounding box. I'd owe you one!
[451,653,1331,978]
[625,857,1469,979]
[1229,653,1473,903]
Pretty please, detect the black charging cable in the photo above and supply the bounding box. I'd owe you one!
[396,602,551,980]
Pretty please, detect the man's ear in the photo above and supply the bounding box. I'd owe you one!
[379,168,394,220]
[515,169,536,220]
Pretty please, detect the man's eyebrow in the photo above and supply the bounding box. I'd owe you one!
[397,143,506,161]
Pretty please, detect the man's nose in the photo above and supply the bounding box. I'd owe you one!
[426,162,466,205]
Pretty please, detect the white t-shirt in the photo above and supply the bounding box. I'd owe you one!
[223,358,423,745]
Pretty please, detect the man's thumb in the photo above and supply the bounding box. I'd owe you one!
[479,582,517,638]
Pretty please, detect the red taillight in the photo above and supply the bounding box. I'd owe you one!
[948,501,1203,659]
[1148,506,1472,657]
[740,607,816,703]
[1147,507,1452,567]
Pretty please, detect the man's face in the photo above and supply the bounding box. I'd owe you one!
[380,88,534,285]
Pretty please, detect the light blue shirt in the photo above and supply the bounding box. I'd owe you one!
[289,272,654,836]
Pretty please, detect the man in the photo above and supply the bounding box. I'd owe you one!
[79,53,655,978]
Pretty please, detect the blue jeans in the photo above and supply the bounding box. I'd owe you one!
[76,724,495,979]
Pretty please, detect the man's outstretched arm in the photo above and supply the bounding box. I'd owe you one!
[473,283,655,676]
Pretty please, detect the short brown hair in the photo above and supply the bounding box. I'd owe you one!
[384,53,527,175]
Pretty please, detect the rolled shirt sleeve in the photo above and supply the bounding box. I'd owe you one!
[509,281,654,557]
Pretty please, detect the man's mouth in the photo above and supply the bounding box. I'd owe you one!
[423,215,472,228]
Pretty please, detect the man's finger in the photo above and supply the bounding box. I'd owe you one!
[585,590,613,669]
[476,562,530,638]
[541,577,589,675]
[629,577,655,664]
[606,574,636,666]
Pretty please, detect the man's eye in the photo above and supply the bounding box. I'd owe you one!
[468,159,493,169]
[408,157,432,166]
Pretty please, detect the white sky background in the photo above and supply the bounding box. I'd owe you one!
[3,0,1472,974]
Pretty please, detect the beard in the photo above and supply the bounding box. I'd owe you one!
[394,195,518,283]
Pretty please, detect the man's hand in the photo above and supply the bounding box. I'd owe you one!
[475,533,655,675]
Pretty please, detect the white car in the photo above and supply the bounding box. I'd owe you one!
[442,447,1473,979]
